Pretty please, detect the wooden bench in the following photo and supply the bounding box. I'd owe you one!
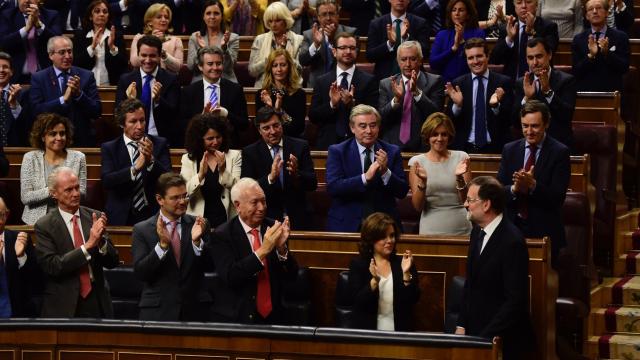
[5,226,556,360]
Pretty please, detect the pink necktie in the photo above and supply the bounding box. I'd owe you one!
[72,215,92,298]
[399,80,412,144]
[25,27,37,73]
[169,221,181,267]
[250,228,272,318]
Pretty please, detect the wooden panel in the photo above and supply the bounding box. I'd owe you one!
[21,350,53,360]
[118,352,170,360]
[0,350,13,360]
[59,351,114,360]
[175,355,229,360]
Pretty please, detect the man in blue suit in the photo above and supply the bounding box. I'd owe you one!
[497,100,569,264]
[30,35,101,147]
[326,104,409,232]
[101,99,171,226]
[0,0,61,83]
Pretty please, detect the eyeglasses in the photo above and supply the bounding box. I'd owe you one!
[464,197,483,204]
[0,212,8,219]
[336,45,357,51]
[51,49,73,56]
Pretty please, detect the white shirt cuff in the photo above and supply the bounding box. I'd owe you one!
[17,254,27,268]
[381,169,392,185]
[155,243,168,259]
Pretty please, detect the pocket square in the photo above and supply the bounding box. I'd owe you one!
[610,46,617,51]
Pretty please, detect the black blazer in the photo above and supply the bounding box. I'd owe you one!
[1,229,42,317]
[448,71,513,153]
[572,27,630,92]
[208,216,299,324]
[180,78,248,148]
[240,136,317,230]
[100,135,172,225]
[513,68,575,149]
[366,13,430,81]
[2,86,32,146]
[131,213,214,321]
[458,219,534,359]
[308,68,379,150]
[408,0,446,36]
[34,206,120,318]
[341,0,390,36]
[348,255,419,331]
[489,17,559,80]
[255,88,306,138]
[115,68,180,146]
[72,28,128,85]
[0,145,8,177]
[497,136,570,260]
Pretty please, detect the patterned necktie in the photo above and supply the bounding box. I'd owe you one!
[208,83,218,108]
[72,215,92,298]
[129,142,147,212]
[431,5,442,35]
[169,220,181,267]
[399,80,412,144]
[141,74,153,120]
[339,72,349,90]
[474,76,488,148]
[250,228,272,318]
[0,91,9,146]
[374,0,382,18]
[272,144,284,187]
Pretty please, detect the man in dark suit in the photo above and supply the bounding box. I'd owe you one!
[209,177,298,324]
[326,104,408,232]
[341,0,390,36]
[241,107,317,230]
[30,35,101,147]
[365,0,429,81]
[379,40,444,152]
[572,0,630,92]
[456,175,534,360]
[0,0,61,83]
[489,0,558,80]
[0,197,41,317]
[180,46,248,149]
[101,99,171,226]
[308,32,378,150]
[116,35,180,146]
[0,52,31,147]
[610,0,634,34]
[299,0,356,88]
[35,167,119,318]
[513,38,575,149]
[131,172,213,321]
[407,0,447,36]
[497,100,569,264]
[446,38,513,154]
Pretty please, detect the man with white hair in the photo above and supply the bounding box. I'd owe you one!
[35,166,119,318]
[209,177,298,324]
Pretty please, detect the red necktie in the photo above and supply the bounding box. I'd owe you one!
[250,228,272,318]
[169,220,181,267]
[518,145,538,219]
[72,215,92,298]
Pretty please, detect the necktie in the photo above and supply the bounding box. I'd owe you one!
[594,31,602,41]
[59,72,69,94]
[431,5,442,35]
[169,220,181,267]
[271,144,284,187]
[250,228,272,318]
[474,76,488,148]
[72,215,92,298]
[141,74,153,120]
[0,236,11,317]
[517,25,528,78]
[0,91,10,146]
[477,229,487,257]
[25,18,37,74]
[339,72,349,90]
[390,19,402,75]
[363,147,372,173]
[323,38,333,72]
[336,72,350,138]
[208,83,218,108]
[399,80,412,144]
[518,144,538,219]
[525,144,537,171]
[129,142,147,212]
[374,0,381,18]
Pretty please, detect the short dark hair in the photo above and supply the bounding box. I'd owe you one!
[520,100,551,126]
[30,113,74,149]
[0,52,13,68]
[184,113,231,160]
[358,212,400,259]
[137,35,163,56]
[156,172,186,197]
[445,0,479,29]
[468,176,505,214]
[254,106,282,128]
[526,37,552,55]
[332,31,357,48]
[199,0,226,35]
[82,0,111,32]
[197,46,225,66]
[115,98,145,126]
[464,37,489,56]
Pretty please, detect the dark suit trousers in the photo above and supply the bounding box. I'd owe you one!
[75,289,105,318]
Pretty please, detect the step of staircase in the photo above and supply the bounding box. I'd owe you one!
[591,306,640,334]
[616,253,640,277]
[586,334,640,359]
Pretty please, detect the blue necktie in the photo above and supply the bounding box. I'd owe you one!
[517,25,528,78]
[272,144,284,187]
[474,76,488,148]
[0,252,12,318]
[323,38,333,72]
[141,74,152,120]
[59,72,69,94]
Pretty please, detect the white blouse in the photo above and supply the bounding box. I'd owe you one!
[377,274,395,331]
[86,29,116,86]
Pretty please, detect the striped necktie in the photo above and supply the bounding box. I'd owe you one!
[129,142,147,212]
[208,83,218,108]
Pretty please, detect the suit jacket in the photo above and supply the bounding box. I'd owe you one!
[326,138,409,232]
[241,136,317,230]
[131,213,214,321]
[366,13,430,81]
[1,84,31,146]
[572,27,630,92]
[308,68,378,150]
[30,65,101,146]
[341,0,390,36]
[298,24,357,88]
[0,7,61,82]
[513,68,575,149]
[497,136,570,260]
[489,17,559,79]
[116,68,180,146]
[448,71,513,153]
[408,0,446,36]
[379,71,445,151]
[255,88,306,138]
[72,29,128,86]
[34,206,119,318]
[458,219,534,359]
[100,135,172,226]
[1,229,42,317]
[179,78,248,148]
[348,255,419,331]
[0,145,8,177]
[208,216,299,324]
